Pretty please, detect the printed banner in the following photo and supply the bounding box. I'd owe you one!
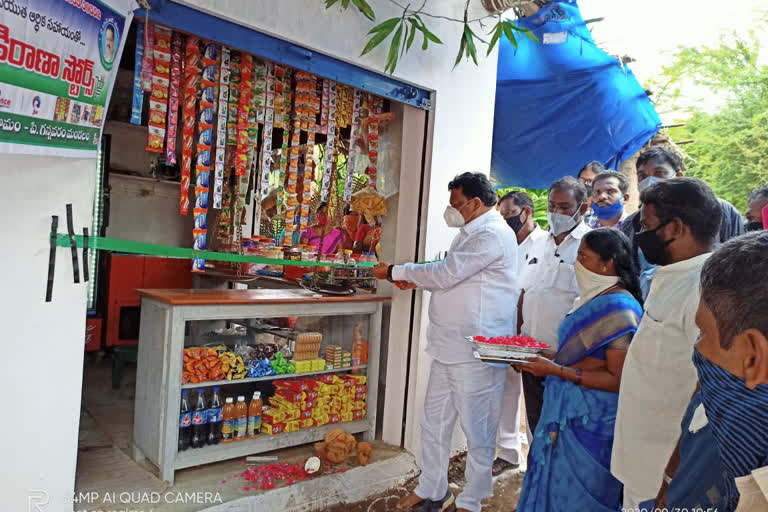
[0,0,129,156]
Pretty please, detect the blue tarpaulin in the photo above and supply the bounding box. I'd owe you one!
[490,1,661,189]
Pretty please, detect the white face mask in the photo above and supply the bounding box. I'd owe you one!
[572,260,619,311]
[547,204,583,236]
[444,205,466,228]
[638,176,662,193]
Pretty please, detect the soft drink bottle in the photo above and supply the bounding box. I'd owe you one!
[178,390,191,451]
[191,388,207,449]
[221,397,235,443]
[246,391,263,439]
[207,386,222,445]
[233,396,247,441]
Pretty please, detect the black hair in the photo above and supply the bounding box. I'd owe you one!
[582,228,643,305]
[499,191,535,215]
[549,176,588,205]
[593,170,630,195]
[700,231,768,348]
[448,172,497,207]
[316,201,329,214]
[748,184,768,205]
[636,147,682,174]
[578,161,605,178]
[639,177,721,244]
[106,25,115,36]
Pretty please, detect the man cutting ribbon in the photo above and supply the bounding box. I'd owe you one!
[372,172,520,512]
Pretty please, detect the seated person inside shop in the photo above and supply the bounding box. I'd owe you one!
[341,204,366,251]
[301,202,344,254]
[353,216,382,256]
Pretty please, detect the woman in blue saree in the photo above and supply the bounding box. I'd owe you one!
[514,228,644,512]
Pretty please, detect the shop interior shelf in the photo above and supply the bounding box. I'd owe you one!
[174,419,370,470]
[180,365,368,390]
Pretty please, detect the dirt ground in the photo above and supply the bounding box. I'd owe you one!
[325,452,525,512]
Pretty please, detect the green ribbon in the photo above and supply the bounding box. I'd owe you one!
[54,234,375,268]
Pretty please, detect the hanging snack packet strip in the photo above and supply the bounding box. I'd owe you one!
[344,89,363,201]
[235,54,253,177]
[367,118,378,189]
[192,42,218,273]
[213,46,230,209]
[180,37,200,215]
[226,52,241,146]
[165,32,183,166]
[321,81,337,202]
[319,79,330,134]
[335,84,352,129]
[260,62,275,199]
[283,117,300,246]
[146,25,171,153]
[130,23,144,125]
[274,64,286,130]
[140,22,154,92]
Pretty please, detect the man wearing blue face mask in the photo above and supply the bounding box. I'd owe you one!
[691,231,768,512]
[588,170,630,229]
[651,231,768,512]
[621,147,745,299]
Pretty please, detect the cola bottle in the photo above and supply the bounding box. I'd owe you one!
[178,390,191,452]
[191,388,207,449]
[207,386,222,445]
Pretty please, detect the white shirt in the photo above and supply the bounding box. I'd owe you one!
[519,221,591,347]
[735,466,768,512]
[517,224,548,275]
[392,209,519,364]
[612,253,711,498]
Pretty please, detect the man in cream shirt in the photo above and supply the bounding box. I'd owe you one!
[612,178,721,509]
[517,177,590,442]
[373,172,519,512]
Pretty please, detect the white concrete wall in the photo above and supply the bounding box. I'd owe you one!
[0,156,96,510]
[175,0,500,457]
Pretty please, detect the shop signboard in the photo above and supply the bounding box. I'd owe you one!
[0,0,130,157]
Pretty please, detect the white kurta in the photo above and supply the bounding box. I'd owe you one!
[612,253,710,500]
[735,466,768,512]
[392,208,520,511]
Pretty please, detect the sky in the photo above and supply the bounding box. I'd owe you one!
[578,0,768,120]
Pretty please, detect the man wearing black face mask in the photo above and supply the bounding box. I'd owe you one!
[612,177,722,510]
[499,191,546,272]
[745,184,768,232]
[493,191,546,476]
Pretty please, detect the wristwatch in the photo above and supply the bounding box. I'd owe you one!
[386,265,394,283]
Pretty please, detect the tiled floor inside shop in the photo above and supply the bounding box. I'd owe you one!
[75,353,415,512]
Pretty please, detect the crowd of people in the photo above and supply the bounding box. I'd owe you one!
[370,146,768,512]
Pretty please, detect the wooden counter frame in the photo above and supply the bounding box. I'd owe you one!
[131,289,385,484]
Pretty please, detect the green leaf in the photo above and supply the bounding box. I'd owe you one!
[367,17,399,35]
[414,15,443,44]
[487,24,502,56]
[341,0,350,7]
[510,24,539,43]
[464,25,478,65]
[407,19,418,51]
[361,19,399,56]
[386,23,404,73]
[453,36,466,69]
[401,25,409,58]
[351,0,375,21]
[325,0,340,7]
[503,22,517,49]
